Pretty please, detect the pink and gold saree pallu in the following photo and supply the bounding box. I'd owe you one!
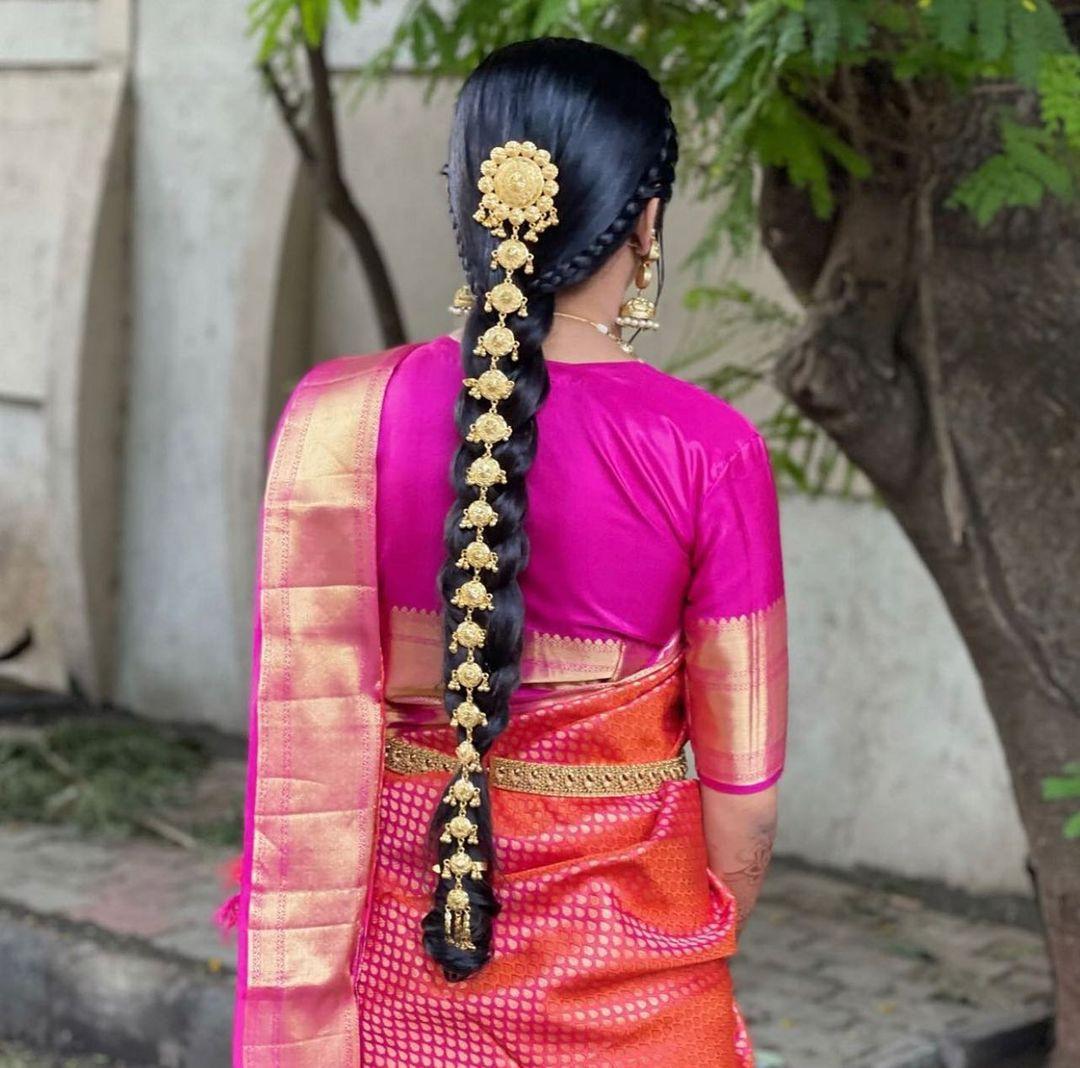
[234,345,753,1067]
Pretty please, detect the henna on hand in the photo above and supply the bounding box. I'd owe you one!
[722,821,776,930]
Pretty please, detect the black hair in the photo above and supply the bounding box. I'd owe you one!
[423,37,678,980]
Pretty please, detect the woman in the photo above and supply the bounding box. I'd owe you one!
[231,37,787,1068]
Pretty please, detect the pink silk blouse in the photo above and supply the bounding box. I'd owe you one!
[374,334,788,794]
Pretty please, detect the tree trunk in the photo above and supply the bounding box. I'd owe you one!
[304,46,407,348]
[762,85,1080,1065]
[263,47,409,348]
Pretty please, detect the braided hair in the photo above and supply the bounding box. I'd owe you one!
[423,38,678,981]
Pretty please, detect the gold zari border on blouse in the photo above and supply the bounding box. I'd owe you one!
[386,606,633,695]
[684,596,789,789]
[385,736,687,798]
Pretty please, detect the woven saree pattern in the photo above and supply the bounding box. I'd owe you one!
[356,660,754,1067]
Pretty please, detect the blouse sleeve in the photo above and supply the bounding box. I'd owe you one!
[683,433,788,795]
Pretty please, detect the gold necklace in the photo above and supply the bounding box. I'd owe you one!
[552,311,635,357]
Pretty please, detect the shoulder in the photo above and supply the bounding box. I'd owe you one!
[279,338,448,414]
[626,362,768,479]
[269,340,436,458]
[293,341,425,393]
[634,363,760,442]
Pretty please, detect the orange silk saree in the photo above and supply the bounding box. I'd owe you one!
[233,346,755,1067]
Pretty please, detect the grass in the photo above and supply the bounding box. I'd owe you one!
[0,716,243,847]
[0,1043,126,1068]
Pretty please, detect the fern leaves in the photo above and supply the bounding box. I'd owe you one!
[802,0,870,70]
[712,0,1077,230]
[265,0,1080,234]
[1040,54,1080,150]
[951,45,1080,226]
[950,119,1075,226]
[974,0,1009,62]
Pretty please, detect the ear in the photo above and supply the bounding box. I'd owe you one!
[632,197,661,253]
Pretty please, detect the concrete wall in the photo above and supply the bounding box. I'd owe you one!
[114,2,271,723]
[0,0,129,695]
[0,0,1033,896]
[779,497,1029,894]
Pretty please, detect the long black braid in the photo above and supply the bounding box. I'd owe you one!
[422,38,679,981]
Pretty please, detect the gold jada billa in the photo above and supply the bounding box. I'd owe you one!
[435,139,559,951]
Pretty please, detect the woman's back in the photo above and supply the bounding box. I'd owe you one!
[377,333,784,718]
[233,37,787,1068]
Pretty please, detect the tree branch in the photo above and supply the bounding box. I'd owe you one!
[808,84,913,158]
[304,43,406,346]
[767,171,924,493]
[759,167,837,303]
[261,62,316,164]
[913,167,969,546]
[773,302,924,496]
[0,725,200,850]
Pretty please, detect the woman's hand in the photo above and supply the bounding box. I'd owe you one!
[701,784,778,930]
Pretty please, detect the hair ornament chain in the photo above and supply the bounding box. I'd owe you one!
[436,139,559,951]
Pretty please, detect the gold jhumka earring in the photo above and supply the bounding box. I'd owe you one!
[616,230,661,332]
[448,285,475,317]
[436,139,559,951]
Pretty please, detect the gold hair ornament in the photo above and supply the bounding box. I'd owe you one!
[437,139,559,951]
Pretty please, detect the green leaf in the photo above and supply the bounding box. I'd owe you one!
[776,9,807,61]
[298,0,328,47]
[974,0,1007,61]
[877,3,913,35]
[408,15,426,65]
[1064,812,1080,840]
[1042,775,1080,801]
[804,0,841,68]
[1039,53,1080,150]
[837,0,869,50]
[1009,0,1070,87]
[250,0,294,63]
[1003,119,1074,197]
[935,0,974,53]
[304,0,1078,272]
[949,115,1076,225]
[773,452,812,492]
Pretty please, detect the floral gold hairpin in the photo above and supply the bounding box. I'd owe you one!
[471,141,559,359]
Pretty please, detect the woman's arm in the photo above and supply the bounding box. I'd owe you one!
[701,784,778,929]
[681,433,788,928]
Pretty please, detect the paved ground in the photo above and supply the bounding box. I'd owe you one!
[0,825,235,967]
[0,825,1052,1067]
[734,866,1051,1067]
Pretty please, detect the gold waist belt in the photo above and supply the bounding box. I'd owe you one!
[384,735,687,798]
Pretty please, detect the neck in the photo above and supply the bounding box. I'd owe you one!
[544,248,636,364]
[554,294,622,326]
[554,254,629,325]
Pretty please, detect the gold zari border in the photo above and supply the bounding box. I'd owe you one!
[385,736,687,798]
[239,346,417,1067]
[386,606,632,694]
[684,596,788,789]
